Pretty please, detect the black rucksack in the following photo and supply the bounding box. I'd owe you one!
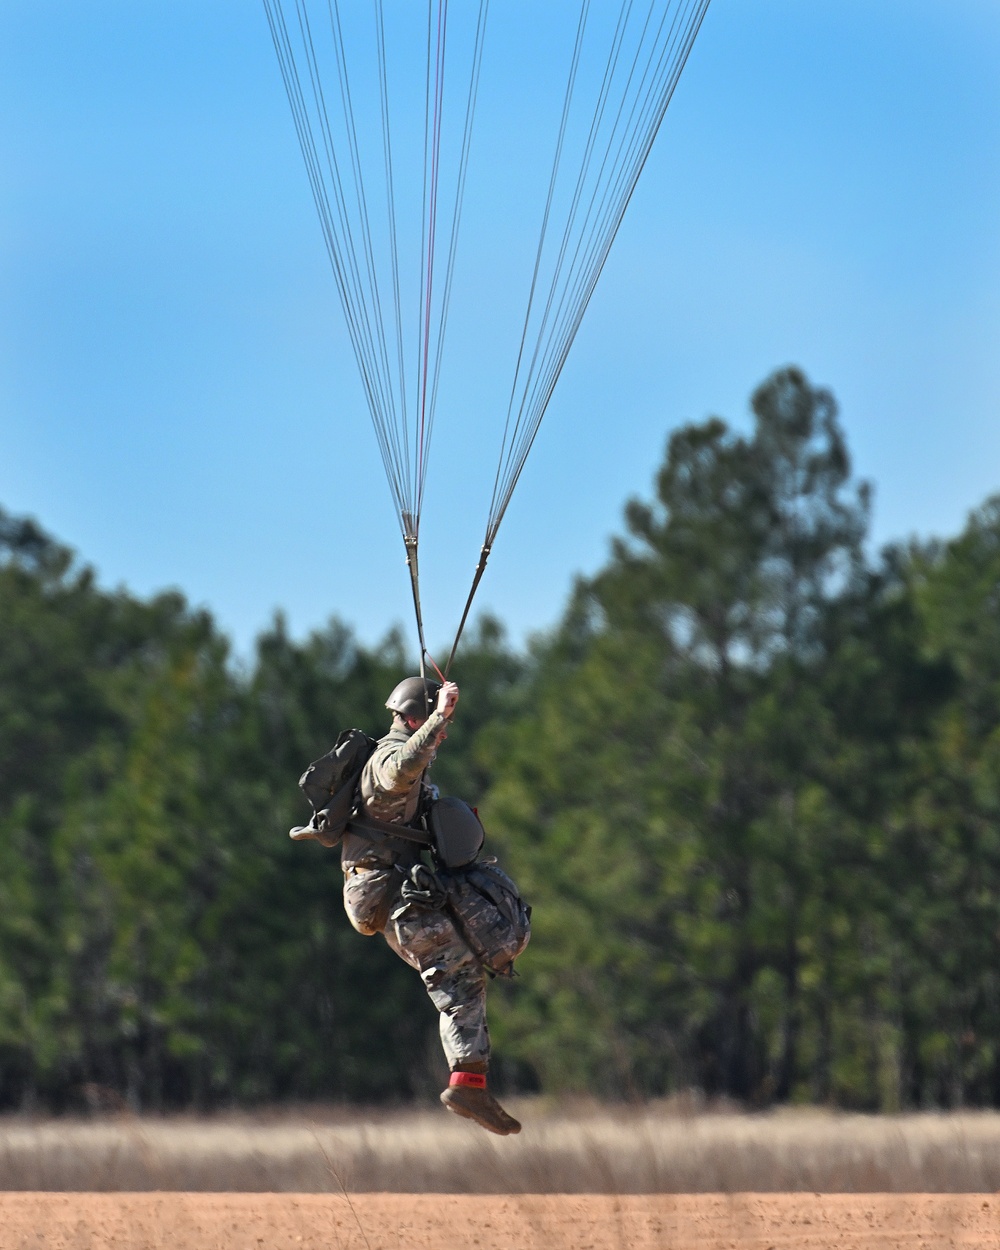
[291,728,378,847]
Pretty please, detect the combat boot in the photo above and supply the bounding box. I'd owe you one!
[440,1068,521,1136]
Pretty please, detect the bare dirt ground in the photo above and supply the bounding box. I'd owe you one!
[2,1193,1000,1249]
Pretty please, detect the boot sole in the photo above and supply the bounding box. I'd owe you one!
[440,1091,521,1136]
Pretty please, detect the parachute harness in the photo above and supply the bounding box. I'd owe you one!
[264,0,711,674]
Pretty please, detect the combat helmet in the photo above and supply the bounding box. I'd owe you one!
[385,676,441,720]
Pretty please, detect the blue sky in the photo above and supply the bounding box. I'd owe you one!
[2,1,998,661]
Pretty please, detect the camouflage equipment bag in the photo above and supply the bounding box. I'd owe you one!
[291,728,378,847]
[395,859,531,978]
[448,861,531,978]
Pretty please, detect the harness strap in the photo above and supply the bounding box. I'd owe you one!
[346,813,432,848]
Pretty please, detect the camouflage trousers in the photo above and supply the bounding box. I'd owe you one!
[343,865,490,1068]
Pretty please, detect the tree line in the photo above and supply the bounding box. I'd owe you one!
[1,365,998,1112]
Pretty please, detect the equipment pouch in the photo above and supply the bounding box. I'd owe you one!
[427,796,485,868]
[447,861,531,977]
[394,859,531,977]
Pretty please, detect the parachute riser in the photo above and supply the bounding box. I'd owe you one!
[403,533,429,684]
[444,542,492,677]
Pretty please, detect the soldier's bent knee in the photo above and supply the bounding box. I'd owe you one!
[343,865,397,936]
[347,912,382,937]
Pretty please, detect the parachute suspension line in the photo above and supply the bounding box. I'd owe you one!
[264,0,482,542]
[265,0,488,668]
[375,0,410,496]
[498,0,631,498]
[265,5,373,427]
[443,0,708,672]
[264,0,409,525]
[415,2,444,536]
[523,0,709,451]
[412,0,488,676]
[307,0,402,496]
[427,0,490,435]
[322,0,410,526]
[453,0,595,669]
[486,1,590,551]
[446,0,584,671]
[508,0,639,469]
[483,0,710,551]
[265,1,709,673]
[414,0,488,522]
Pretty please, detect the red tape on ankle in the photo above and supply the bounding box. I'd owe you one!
[449,1071,487,1089]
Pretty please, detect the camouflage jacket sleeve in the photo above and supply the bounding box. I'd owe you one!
[360,711,449,824]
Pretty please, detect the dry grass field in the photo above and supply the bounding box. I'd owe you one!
[2,1102,1000,1193]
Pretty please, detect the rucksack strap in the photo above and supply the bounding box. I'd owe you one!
[345,813,432,848]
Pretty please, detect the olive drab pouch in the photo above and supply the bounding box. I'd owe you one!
[290,728,378,848]
[427,796,485,868]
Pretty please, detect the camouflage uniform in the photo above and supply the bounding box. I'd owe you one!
[341,711,490,1068]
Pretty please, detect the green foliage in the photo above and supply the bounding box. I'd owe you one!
[1,367,1000,1111]
[481,368,1000,1109]
[0,514,488,1108]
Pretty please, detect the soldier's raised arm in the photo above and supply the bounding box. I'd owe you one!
[437,680,459,718]
[363,677,456,810]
